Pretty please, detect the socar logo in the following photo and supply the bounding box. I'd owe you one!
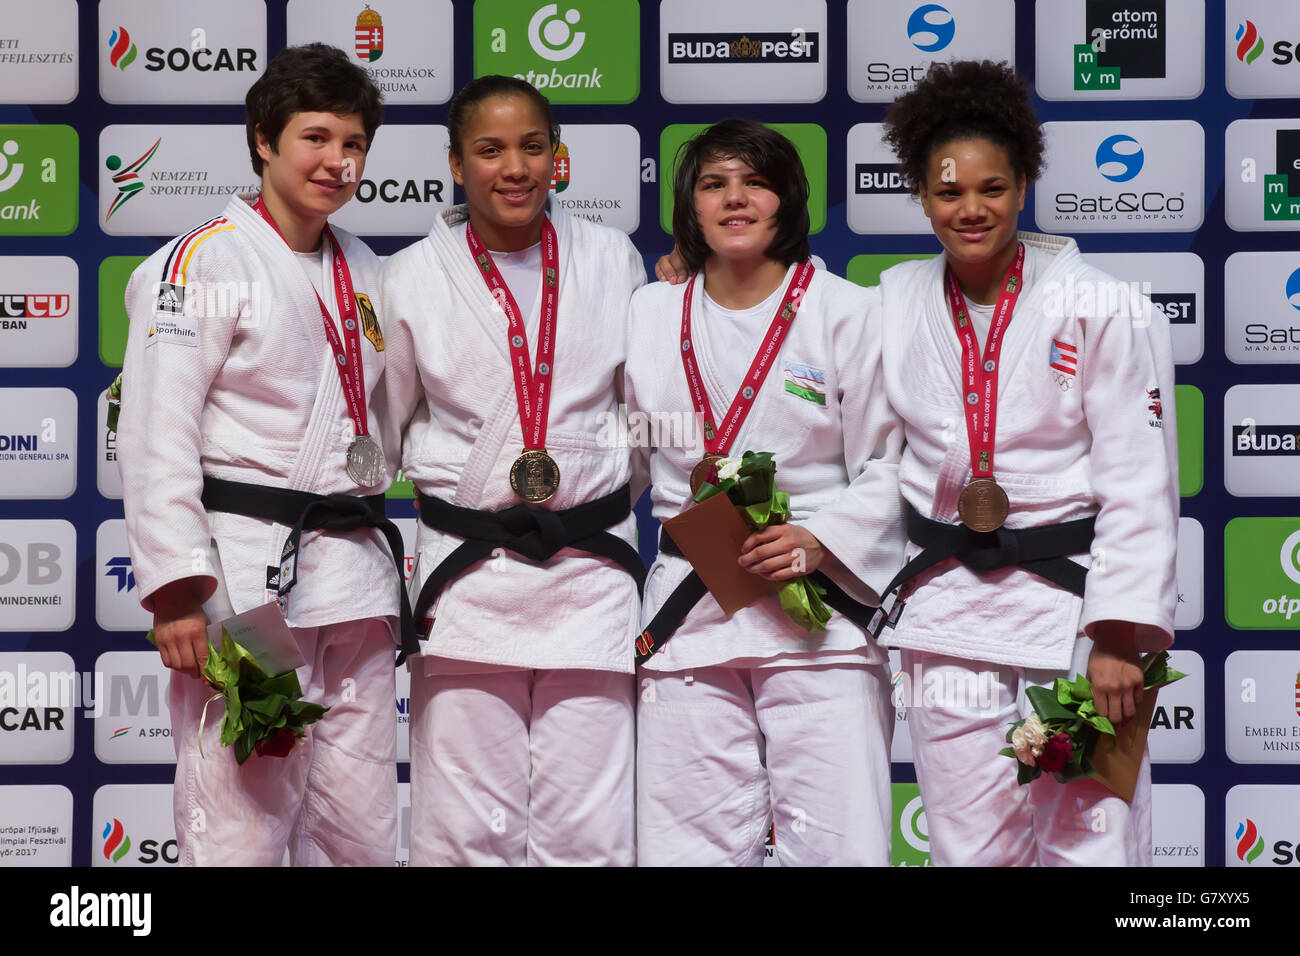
[907,4,955,53]
[102,818,131,863]
[1286,267,1300,312]
[1235,818,1264,864]
[108,26,137,70]
[1095,134,1144,183]
[1235,21,1264,65]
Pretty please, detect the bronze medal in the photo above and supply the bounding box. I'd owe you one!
[957,477,1010,533]
[689,454,726,497]
[510,449,560,503]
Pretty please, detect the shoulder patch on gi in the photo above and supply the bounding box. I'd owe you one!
[356,292,383,351]
[1049,339,1077,391]
[1146,387,1163,428]
[144,312,198,349]
[783,360,826,406]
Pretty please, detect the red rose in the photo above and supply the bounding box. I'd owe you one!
[1037,732,1075,773]
[705,465,719,486]
[255,728,297,758]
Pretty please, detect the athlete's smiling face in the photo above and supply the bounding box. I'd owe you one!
[257,111,368,224]
[919,137,1025,272]
[693,154,781,267]
[450,93,554,252]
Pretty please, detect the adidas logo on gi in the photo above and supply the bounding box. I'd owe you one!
[154,282,185,315]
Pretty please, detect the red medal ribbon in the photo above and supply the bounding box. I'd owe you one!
[680,261,815,455]
[465,218,559,452]
[943,242,1025,480]
[251,195,371,440]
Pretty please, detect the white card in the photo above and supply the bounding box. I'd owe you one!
[207,602,305,675]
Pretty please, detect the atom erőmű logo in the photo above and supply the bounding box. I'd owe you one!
[1075,0,1165,90]
[1266,129,1300,222]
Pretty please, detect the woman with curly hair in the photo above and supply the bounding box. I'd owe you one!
[876,60,1179,865]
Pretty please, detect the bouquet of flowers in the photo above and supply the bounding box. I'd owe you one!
[105,373,123,435]
[693,450,831,632]
[1000,649,1185,784]
[148,627,327,764]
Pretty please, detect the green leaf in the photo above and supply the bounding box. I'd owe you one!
[1016,761,1039,786]
[998,747,1016,759]
[1086,713,1116,736]
[1026,684,1077,721]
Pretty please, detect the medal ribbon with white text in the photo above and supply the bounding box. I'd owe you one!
[465,218,559,452]
[680,261,815,455]
[943,242,1025,481]
[251,195,372,444]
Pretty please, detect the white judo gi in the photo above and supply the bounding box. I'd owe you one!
[379,205,646,866]
[877,232,1179,866]
[625,266,905,866]
[118,194,400,867]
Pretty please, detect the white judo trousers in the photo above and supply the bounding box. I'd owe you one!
[408,667,634,866]
[902,647,1152,867]
[637,663,894,867]
[170,617,398,867]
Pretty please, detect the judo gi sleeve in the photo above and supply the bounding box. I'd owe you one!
[1077,282,1179,652]
[117,242,242,612]
[800,285,907,606]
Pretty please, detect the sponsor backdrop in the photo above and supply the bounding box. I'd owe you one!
[0,0,1295,869]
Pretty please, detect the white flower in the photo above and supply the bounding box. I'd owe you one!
[715,457,742,481]
[1011,713,1048,766]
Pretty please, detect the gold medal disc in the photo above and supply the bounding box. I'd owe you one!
[510,449,560,503]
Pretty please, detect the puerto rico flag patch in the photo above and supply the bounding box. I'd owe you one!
[783,361,826,406]
[1049,339,1078,376]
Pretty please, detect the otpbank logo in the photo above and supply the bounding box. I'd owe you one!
[1225,518,1300,629]
[1035,0,1203,100]
[891,783,930,866]
[0,125,77,237]
[102,818,131,863]
[473,1,638,104]
[1226,0,1300,99]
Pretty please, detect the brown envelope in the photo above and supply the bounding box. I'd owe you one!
[1090,686,1161,803]
[662,493,782,615]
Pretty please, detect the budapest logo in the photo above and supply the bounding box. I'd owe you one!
[105,138,161,220]
[104,556,135,592]
[1232,425,1300,456]
[355,5,383,63]
[529,4,585,62]
[0,140,23,193]
[1265,130,1300,222]
[1095,134,1144,182]
[666,33,821,64]
[108,26,137,71]
[550,141,570,193]
[1235,818,1265,863]
[907,4,954,53]
[102,818,131,863]
[1075,1,1165,90]
[854,163,908,195]
[1236,20,1264,65]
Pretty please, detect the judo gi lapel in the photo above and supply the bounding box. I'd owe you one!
[226,196,343,493]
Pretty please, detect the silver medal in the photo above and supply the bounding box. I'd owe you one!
[346,434,387,487]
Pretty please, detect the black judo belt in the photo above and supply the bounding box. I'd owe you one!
[410,482,646,640]
[869,504,1096,639]
[200,476,420,664]
[633,528,877,667]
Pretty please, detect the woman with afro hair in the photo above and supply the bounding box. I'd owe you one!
[875,59,1179,866]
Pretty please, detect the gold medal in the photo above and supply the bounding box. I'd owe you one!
[689,454,726,497]
[510,449,560,503]
[958,478,1010,533]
